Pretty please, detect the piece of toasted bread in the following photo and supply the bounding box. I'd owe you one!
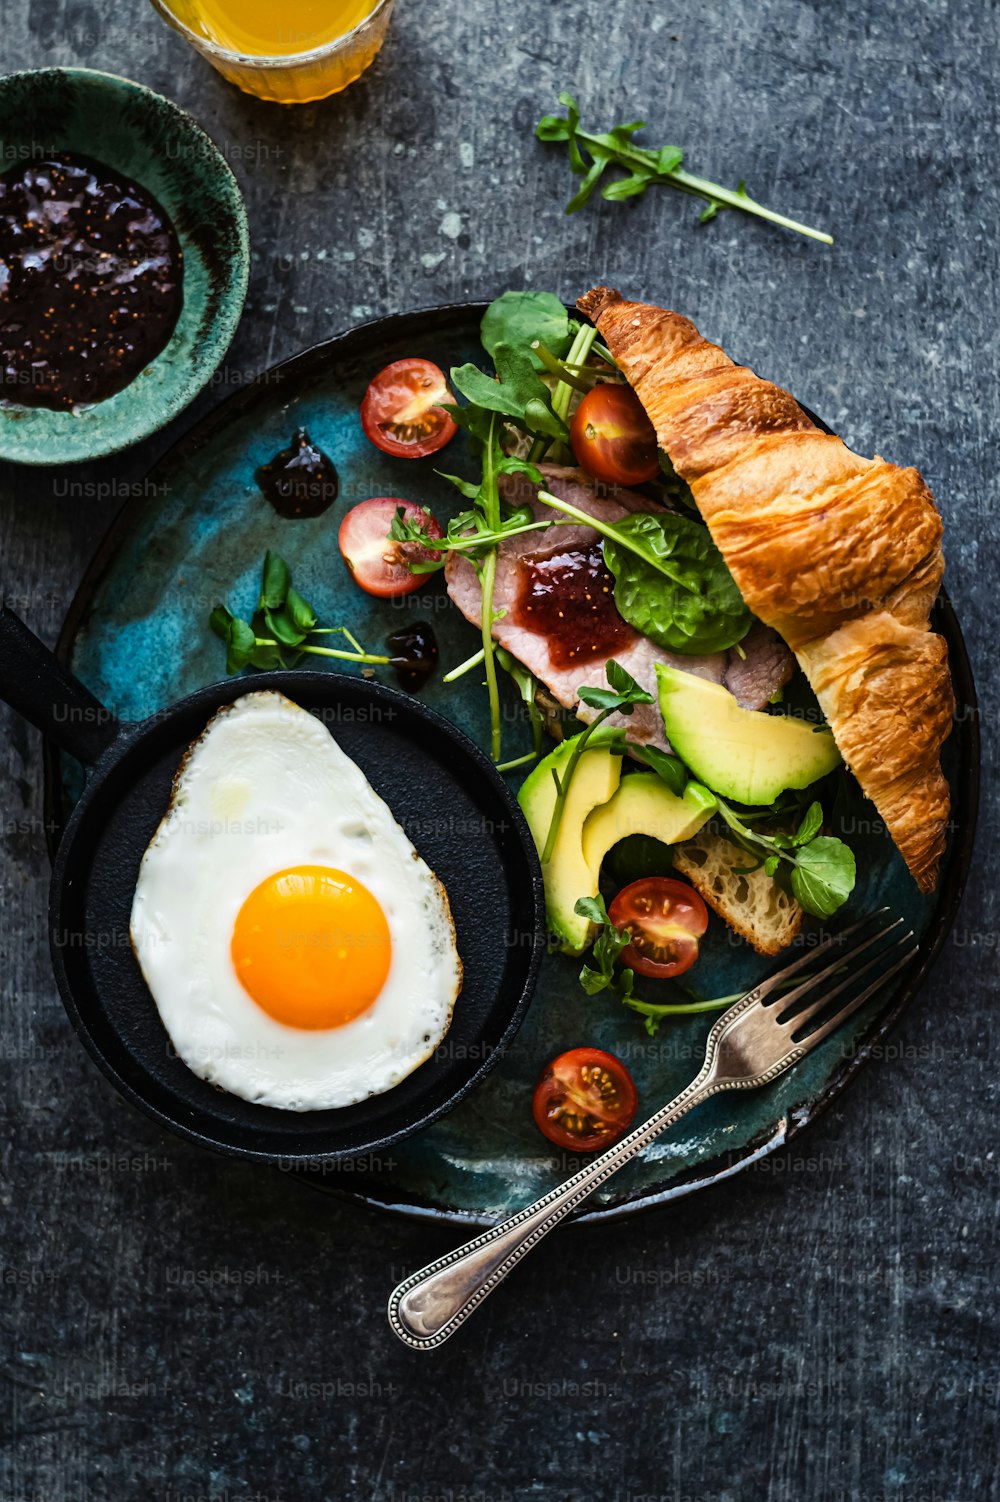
[672,825,803,956]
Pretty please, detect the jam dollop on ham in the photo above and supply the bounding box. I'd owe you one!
[444,465,795,753]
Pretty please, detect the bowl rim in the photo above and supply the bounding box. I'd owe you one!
[0,66,250,466]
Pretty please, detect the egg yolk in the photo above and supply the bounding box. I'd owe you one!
[231,865,391,1029]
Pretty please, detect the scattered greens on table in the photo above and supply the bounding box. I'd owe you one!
[537,92,833,245]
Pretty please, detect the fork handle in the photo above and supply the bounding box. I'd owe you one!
[387,1071,716,1349]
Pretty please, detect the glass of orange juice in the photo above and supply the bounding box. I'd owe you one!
[149,0,395,102]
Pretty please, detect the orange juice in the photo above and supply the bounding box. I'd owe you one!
[152,0,393,102]
[186,0,379,56]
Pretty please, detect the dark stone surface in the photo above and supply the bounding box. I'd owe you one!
[0,1,996,1498]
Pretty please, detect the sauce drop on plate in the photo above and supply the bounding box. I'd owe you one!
[0,153,183,411]
[386,621,438,691]
[255,428,340,518]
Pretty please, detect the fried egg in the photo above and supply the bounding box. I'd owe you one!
[129,691,462,1110]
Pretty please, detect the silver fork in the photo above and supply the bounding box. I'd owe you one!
[387,909,916,1349]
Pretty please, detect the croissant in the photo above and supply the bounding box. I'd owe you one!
[578,286,954,893]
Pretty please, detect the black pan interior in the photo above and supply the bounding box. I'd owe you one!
[49,671,545,1162]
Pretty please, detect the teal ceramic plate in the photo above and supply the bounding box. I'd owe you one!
[47,304,979,1225]
[0,68,248,465]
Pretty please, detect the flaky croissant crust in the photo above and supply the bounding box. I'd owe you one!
[579,286,954,893]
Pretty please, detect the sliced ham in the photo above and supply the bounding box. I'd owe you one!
[444,465,794,751]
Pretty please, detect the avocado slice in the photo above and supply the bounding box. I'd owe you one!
[518,735,622,953]
[655,664,841,804]
[581,773,717,873]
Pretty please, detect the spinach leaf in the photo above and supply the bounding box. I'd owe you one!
[481,291,575,369]
[602,511,752,654]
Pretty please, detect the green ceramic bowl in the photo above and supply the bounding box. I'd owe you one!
[0,67,249,465]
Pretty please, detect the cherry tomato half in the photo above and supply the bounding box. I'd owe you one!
[532,1047,638,1153]
[360,357,458,459]
[570,382,660,487]
[338,497,443,599]
[608,877,709,980]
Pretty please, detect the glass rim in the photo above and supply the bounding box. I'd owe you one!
[149,0,393,68]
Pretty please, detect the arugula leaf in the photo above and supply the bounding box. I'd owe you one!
[536,92,833,245]
[450,342,568,443]
[481,290,575,369]
[576,663,653,714]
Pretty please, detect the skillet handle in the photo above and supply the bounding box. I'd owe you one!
[0,606,122,766]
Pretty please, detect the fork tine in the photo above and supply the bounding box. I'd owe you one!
[789,945,919,1050]
[779,930,915,1034]
[752,906,891,1002]
[770,917,905,1017]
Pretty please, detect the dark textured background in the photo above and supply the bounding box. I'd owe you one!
[1,1,997,1498]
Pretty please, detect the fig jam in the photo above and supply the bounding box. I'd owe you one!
[0,153,183,411]
[514,543,636,669]
[255,428,339,518]
[386,621,438,691]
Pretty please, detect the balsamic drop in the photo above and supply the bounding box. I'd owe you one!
[255,428,339,518]
[386,620,438,691]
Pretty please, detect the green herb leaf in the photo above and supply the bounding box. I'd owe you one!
[601,512,752,654]
[481,290,574,368]
[210,606,257,676]
[791,800,825,847]
[285,586,317,634]
[263,605,307,648]
[536,95,833,245]
[575,894,634,996]
[637,744,689,798]
[259,551,291,611]
[789,836,857,919]
[451,344,569,449]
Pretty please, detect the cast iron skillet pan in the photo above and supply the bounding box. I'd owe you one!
[0,606,545,1163]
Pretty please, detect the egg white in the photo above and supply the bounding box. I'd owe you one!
[129,690,462,1111]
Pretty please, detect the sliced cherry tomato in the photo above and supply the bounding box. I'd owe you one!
[361,358,457,458]
[532,1047,638,1153]
[608,877,709,980]
[338,497,443,598]
[569,382,659,487]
